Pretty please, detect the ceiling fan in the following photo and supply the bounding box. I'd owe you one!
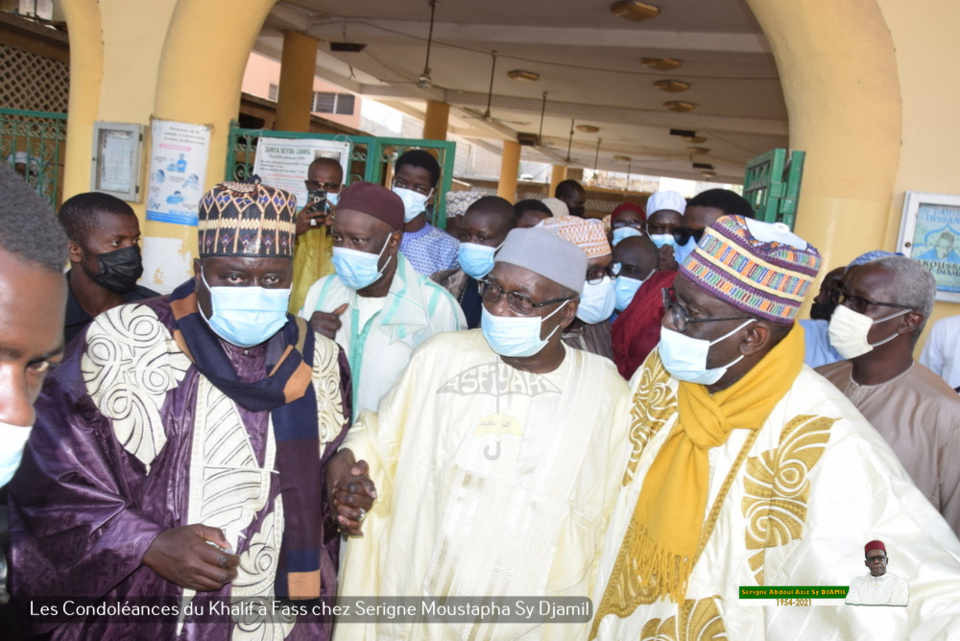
[462,51,531,127]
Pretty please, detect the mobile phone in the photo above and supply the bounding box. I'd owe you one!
[306,189,330,226]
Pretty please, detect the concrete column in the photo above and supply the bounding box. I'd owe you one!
[61,0,278,291]
[549,164,567,198]
[746,0,901,273]
[497,140,521,203]
[275,31,319,133]
[422,100,450,141]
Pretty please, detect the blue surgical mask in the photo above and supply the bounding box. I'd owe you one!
[331,234,394,290]
[326,192,339,207]
[481,301,568,358]
[674,237,696,265]
[658,319,755,385]
[649,233,677,249]
[199,269,291,348]
[0,422,32,487]
[458,243,497,279]
[612,227,643,246]
[576,276,617,324]
[614,275,646,311]
[392,187,432,223]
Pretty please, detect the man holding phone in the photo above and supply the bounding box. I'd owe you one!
[295,157,344,234]
[291,157,345,313]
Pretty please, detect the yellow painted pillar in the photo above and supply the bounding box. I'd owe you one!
[275,31,318,133]
[498,140,521,203]
[549,164,567,198]
[422,101,450,141]
[59,0,104,204]
[746,0,901,273]
[62,0,278,292]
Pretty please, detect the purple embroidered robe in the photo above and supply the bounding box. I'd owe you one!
[8,296,351,640]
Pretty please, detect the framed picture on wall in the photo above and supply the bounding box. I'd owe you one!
[897,191,960,303]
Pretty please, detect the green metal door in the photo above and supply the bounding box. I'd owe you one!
[226,125,457,228]
[0,108,68,208]
[742,148,805,229]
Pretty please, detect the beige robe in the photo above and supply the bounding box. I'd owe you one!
[817,360,960,535]
[334,330,631,641]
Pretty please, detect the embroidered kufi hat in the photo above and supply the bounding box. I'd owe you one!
[537,215,611,258]
[680,215,822,324]
[198,177,297,258]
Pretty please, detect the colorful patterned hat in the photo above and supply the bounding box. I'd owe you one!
[680,215,822,324]
[538,215,611,258]
[197,178,297,258]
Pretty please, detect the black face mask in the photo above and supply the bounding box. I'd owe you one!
[84,245,144,294]
[568,206,585,218]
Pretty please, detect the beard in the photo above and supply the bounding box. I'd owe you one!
[809,301,835,321]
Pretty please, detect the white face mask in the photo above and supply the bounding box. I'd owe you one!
[577,276,617,324]
[827,304,912,359]
[481,302,568,358]
[658,319,755,385]
[0,421,32,487]
[392,186,432,223]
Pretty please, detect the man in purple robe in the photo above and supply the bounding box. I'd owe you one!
[9,179,351,640]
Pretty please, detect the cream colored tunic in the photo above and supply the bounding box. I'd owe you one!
[591,353,960,641]
[334,330,631,641]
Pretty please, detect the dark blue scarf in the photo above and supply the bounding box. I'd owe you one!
[169,279,324,600]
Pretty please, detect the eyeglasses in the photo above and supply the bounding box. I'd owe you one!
[662,287,751,333]
[611,219,645,230]
[866,554,886,563]
[586,264,615,285]
[392,176,433,196]
[478,279,574,316]
[837,292,912,315]
[304,180,342,193]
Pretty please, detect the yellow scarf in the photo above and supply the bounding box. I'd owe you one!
[627,322,805,603]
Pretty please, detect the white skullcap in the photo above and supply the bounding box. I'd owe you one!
[646,190,687,215]
[541,197,569,218]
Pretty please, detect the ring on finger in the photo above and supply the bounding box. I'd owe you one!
[357,508,367,521]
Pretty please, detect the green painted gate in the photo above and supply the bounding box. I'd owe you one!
[225,125,457,229]
[0,108,68,208]
[742,148,805,229]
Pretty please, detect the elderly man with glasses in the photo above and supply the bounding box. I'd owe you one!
[817,255,960,536]
[845,540,909,606]
[329,226,630,641]
[590,216,960,640]
[538,215,618,359]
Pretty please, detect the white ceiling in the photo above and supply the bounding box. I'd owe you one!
[258,0,788,183]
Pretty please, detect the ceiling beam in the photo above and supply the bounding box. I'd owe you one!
[304,20,771,54]
[448,91,787,136]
